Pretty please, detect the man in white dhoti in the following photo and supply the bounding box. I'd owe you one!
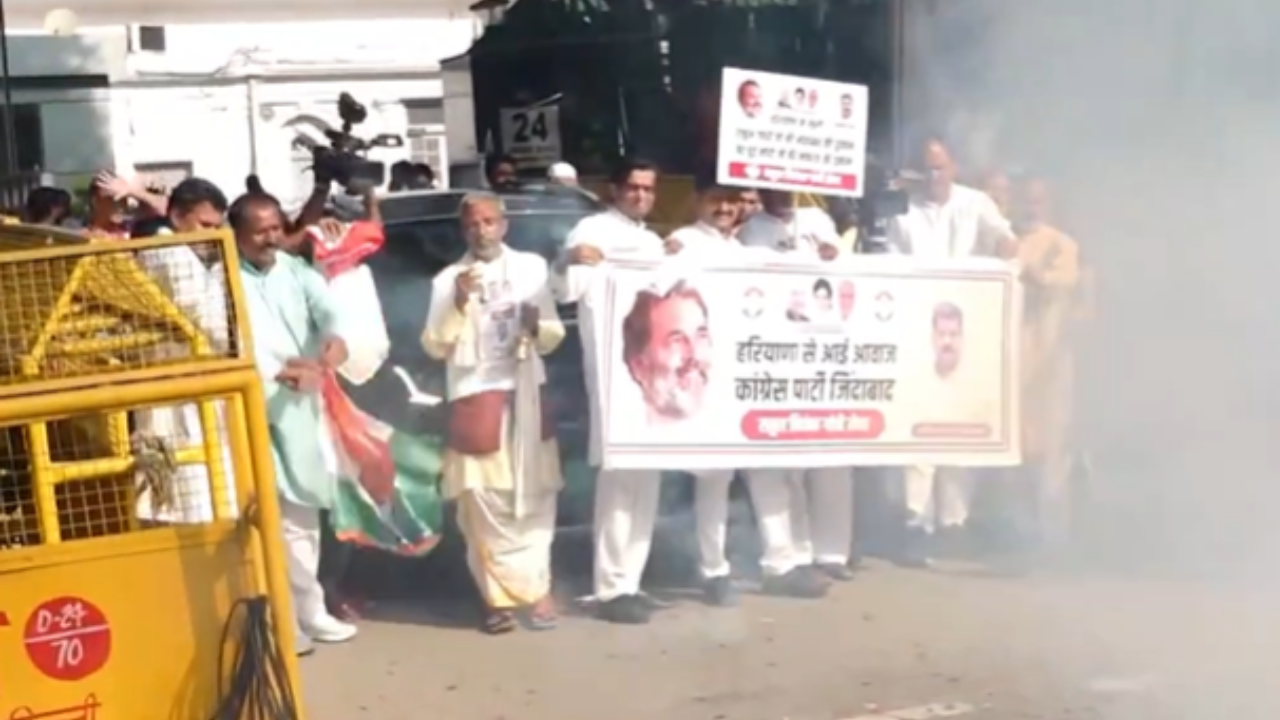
[552,157,668,624]
[422,191,565,635]
[738,189,855,590]
[887,135,1016,567]
[132,178,237,525]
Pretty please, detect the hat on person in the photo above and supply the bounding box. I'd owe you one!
[547,162,578,181]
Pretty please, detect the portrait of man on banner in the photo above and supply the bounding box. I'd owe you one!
[620,279,713,430]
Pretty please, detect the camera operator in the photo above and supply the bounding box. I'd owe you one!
[271,169,335,255]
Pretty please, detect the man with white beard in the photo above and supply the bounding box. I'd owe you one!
[886,135,1016,567]
[552,157,668,624]
[737,189,856,591]
[422,192,565,634]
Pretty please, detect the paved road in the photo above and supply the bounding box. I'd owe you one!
[301,559,1278,720]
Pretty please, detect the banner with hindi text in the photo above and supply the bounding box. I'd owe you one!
[588,256,1021,470]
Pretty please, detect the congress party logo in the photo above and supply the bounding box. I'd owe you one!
[742,287,765,319]
[875,291,894,321]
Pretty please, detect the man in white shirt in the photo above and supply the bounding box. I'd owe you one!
[661,181,747,606]
[737,190,841,260]
[736,189,854,593]
[133,178,237,527]
[551,157,667,624]
[886,135,1016,567]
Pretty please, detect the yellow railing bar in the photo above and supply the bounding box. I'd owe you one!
[0,360,254,403]
[239,379,304,699]
[45,332,171,356]
[43,447,209,484]
[26,421,60,544]
[200,399,233,522]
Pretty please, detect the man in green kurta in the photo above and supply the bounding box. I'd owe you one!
[229,191,356,655]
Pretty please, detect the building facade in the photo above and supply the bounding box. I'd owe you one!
[5,2,482,202]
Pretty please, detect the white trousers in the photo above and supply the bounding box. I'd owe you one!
[593,469,663,601]
[280,498,331,633]
[904,466,973,532]
[692,470,735,579]
[743,468,854,576]
[805,467,855,565]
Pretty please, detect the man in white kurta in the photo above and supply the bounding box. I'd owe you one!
[551,158,667,624]
[738,189,855,591]
[131,178,238,525]
[663,182,768,606]
[886,136,1016,566]
[661,183,744,605]
[422,192,565,635]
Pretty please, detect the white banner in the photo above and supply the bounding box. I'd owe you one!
[717,67,869,197]
[587,256,1021,470]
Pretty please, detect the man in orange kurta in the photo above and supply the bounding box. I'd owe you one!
[1016,177,1081,549]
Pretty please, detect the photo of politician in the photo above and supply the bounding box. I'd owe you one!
[737,79,763,118]
[785,287,810,323]
[621,280,713,427]
[812,278,834,316]
[932,301,964,378]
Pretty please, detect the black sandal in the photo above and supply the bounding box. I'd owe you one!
[482,609,518,635]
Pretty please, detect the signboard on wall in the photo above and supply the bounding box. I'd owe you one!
[499,106,562,168]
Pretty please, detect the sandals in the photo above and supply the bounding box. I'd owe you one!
[482,597,558,635]
[482,609,518,635]
[524,596,558,631]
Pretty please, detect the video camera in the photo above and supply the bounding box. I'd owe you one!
[297,93,404,191]
[852,160,909,254]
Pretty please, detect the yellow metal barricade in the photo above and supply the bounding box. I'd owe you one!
[0,227,302,719]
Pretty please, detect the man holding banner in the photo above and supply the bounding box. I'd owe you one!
[736,189,856,589]
[552,157,669,625]
[662,178,750,606]
[887,135,1017,567]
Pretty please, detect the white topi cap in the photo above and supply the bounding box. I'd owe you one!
[547,162,577,181]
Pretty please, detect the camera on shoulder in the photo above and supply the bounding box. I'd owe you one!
[297,93,404,191]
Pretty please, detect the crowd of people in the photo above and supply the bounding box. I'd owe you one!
[7,130,1084,652]
[420,135,1083,633]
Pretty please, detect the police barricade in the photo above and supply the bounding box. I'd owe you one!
[0,228,302,719]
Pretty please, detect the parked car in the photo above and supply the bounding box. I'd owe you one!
[341,184,600,523]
